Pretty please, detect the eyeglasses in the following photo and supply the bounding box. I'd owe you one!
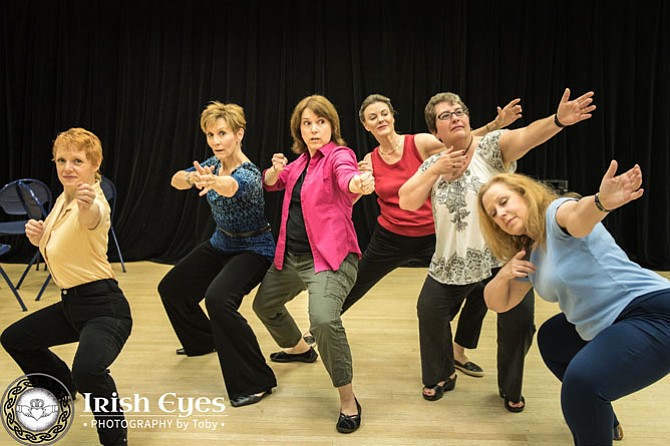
[437,108,468,121]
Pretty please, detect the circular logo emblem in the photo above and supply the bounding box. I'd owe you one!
[2,373,74,445]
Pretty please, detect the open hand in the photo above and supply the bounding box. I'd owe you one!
[496,98,523,128]
[555,88,596,126]
[597,160,644,211]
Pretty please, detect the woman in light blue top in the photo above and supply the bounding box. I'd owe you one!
[477,161,670,446]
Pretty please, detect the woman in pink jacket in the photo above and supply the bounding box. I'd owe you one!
[253,95,374,434]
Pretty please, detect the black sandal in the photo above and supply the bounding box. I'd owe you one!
[422,375,457,401]
[503,395,525,413]
[336,398,361,433]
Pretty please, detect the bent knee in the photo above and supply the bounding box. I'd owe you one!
[562,369,605,400]
[252,296,273,320]
[157,276,175,301]
[1,325,22,351]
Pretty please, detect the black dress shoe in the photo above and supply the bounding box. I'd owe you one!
[270,347,318,363]
[230,389,272,408]
[336,398,361,433]
[176,348,216,356]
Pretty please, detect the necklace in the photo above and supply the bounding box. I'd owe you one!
[378,134,403,156]
[463,135,474,155]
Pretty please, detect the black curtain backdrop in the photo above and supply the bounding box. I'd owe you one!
[1,0,669,269]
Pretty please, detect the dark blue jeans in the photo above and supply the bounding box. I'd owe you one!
[342,225,487,348]
[538,288,670,445]
[1,279,132,446]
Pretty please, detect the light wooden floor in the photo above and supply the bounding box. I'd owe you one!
[1,262,669,445]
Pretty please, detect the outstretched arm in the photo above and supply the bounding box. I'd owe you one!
[349,171,375,195]
[499,88,596,164]
[171,170,194,190]
[192,161,239,198]
[472,98,523,136]
[416,98,524,159]
[556,160,644,238]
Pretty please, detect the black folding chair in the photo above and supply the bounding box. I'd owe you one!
[0,179,52,298]
[0,243,28,311]
[15,180,53,301]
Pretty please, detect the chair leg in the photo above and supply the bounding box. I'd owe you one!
[1,267,28,311]
[16,250,41,289]
[110,227,126,273]
[35,274,52,302]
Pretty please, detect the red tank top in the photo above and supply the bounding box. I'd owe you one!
[371,134,434,237]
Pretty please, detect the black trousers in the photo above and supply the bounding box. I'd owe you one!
[341,225,486,347]
[157,241,276,399]
[418,268,535,402]
[1,279,132,446]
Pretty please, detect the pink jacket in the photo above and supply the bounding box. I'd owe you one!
[264,142,362,272]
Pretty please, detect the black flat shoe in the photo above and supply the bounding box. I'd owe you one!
[454,359,484,377]
[230,389,272,408]
[336,398,361,433]
[422,375,457,401]
[303,331,316,346]
[270,347,318,363]
[176,348,216,356]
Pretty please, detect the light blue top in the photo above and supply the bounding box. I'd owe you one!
[529,197,670,340]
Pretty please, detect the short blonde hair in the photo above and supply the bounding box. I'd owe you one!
[477,173,557,261]
[289,95,346,154]
[200,101,246,134]
[52,128,103,179]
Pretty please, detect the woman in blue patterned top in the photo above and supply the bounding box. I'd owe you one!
[158,101,276,408]
[478,163,670,445]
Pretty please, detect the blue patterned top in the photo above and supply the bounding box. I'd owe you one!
[188,157,275,262]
